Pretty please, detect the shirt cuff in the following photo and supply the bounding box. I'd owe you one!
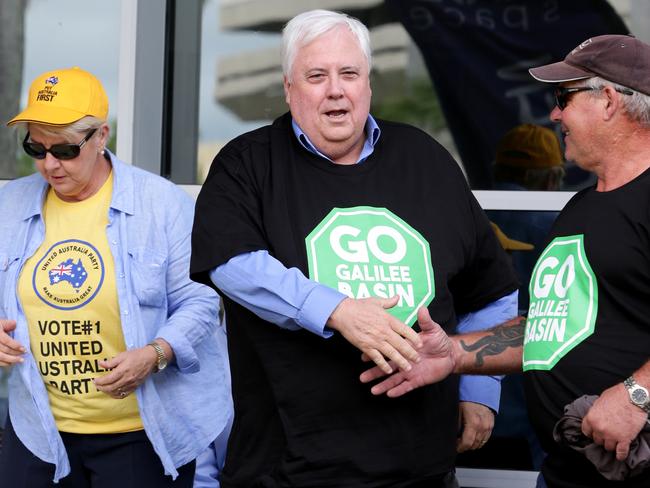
[459,374,503,413]
[296,284,347,337]
[156,326,199,374]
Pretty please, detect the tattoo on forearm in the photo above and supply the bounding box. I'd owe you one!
[460,317,526,367]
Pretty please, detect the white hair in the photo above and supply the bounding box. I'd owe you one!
[584,76,650,128]
[282,9,371,80]
[17,116,106,140]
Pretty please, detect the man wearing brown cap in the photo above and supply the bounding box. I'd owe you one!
[364,34,650,487]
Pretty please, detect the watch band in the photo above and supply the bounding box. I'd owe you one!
[148,340,168,372]
[624,376,650,414]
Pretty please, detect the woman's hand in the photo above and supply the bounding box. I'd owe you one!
[0,319,26,367]
[94,346,159,399]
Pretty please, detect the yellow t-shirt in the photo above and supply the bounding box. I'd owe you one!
[18,172,143,433]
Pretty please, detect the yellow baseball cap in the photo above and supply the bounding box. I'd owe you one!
[490,222,534,251]
[7,66,108,126]
[495,124,563,169]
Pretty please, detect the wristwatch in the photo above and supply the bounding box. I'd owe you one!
[148,340,168,372]
[623,376,650,414]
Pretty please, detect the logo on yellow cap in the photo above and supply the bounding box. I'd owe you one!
[36,83,58,103]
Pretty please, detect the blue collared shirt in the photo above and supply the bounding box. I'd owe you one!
[456,292,518,409]
[211,116,516,412]
[292,115,381,163]
[0,152,232,482]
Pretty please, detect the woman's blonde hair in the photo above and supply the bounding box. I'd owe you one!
[18,115,106,140]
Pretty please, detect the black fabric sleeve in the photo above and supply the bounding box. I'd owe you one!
[449,186,519,316]
[190,139,269,288]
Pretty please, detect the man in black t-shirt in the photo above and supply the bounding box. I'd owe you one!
[191,9,518,488]
[365,35,650,488]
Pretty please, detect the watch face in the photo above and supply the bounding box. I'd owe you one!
[158,358,168,371]
[632,388,649,405]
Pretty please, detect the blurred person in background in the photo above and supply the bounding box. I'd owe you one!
[487,125,565,472]
[491,123,565,312]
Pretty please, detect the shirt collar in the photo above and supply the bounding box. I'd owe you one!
[105,150,134,215]
[20,174,48,220]
[291,115,381,164]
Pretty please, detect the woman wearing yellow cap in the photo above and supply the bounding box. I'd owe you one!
[0,67,231,486]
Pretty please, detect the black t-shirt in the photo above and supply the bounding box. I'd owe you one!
[191,113,517,487]
[524,168,650,488]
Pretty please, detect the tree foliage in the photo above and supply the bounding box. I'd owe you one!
[371,77,447,136]
[0,0,26,179]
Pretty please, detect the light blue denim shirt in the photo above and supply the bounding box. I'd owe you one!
[193,325,233,488]
[0,152,231,482]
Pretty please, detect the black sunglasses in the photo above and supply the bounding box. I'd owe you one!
[554,86,634,110]
[23,128,97,160]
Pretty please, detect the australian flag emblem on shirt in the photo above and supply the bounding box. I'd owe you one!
[49,258,88,290]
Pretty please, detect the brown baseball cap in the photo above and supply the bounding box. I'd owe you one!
[529,35,650,96]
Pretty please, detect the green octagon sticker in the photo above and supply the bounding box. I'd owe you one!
[306,206,434,326]
[523,235,598,371]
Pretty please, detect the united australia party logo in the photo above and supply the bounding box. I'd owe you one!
[33,239,105,310]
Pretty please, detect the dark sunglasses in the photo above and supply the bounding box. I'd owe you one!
[554,86,634,110]
[23,128,97,160]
